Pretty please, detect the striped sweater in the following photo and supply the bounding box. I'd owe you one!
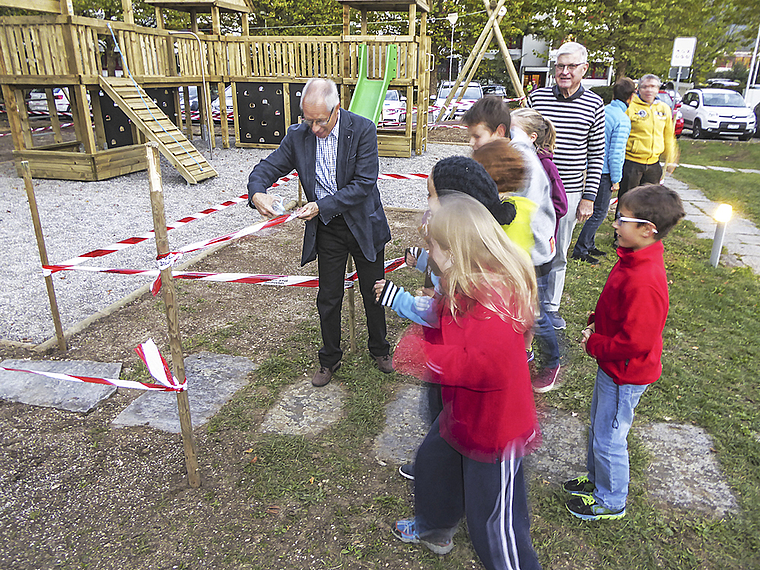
[528,85,605,201]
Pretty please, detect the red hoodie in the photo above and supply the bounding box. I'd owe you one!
[423,301,539,462]
[585,240,669,385]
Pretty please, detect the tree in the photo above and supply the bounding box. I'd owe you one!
[526,0,744,82]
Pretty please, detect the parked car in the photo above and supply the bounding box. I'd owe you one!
[432,81,483,118]
[706,78,740,88]
[381,89,406,123]
[26,88,71,113]
[680,88,756,140]
[482,84,508,99]
[210,85,234,113]
[179,85,200,113]
[655,90,684,138]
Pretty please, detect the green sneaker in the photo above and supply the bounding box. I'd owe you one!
[562,475,595,497]
[566,495,626,521]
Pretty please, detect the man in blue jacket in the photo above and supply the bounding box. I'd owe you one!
[248,78,392,387]
[572,77,635,263]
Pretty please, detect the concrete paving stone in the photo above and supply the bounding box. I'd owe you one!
[679,163,708,170]
[373,384,430,464]
[0,359,120,413]
[638,423,739,517]
[259,380,346,436]
[705,165,736,173]
[112,352,256,433]
[737,168,760,174]
[524,407,586,484]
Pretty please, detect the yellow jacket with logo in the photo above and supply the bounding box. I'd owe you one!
[625,94,677,168]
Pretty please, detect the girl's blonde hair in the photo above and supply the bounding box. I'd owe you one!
[511,108,556,152]
[428,194,537,331]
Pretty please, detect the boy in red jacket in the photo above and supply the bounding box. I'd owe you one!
[563,184,685,520]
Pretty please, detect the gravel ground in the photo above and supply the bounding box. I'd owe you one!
[1,140,468,344]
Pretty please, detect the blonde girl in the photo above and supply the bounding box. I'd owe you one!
[393,194,542,570]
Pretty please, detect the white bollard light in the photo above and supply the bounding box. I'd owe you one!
[710,204,733,268]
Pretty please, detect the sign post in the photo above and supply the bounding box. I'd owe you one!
[671,37,697,97]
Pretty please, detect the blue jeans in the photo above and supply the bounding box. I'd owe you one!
[534,266,560,368]
[586,367,647,511]
[573,174,613,257]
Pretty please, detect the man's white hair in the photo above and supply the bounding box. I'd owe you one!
[639,73,661,87]
[556,41,588,63]
[301,78,340,111]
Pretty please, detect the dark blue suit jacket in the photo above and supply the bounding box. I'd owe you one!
[247,109,391,266]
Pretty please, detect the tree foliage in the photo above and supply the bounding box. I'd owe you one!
[526,0,746,82]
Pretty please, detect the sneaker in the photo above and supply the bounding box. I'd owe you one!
[374,354,394,374]
[571,252,600,265]
[392,519,454,555]
[532,365,561,393]
[589,247,607,257]
[566,495,626,521]
[399,463,415,480]
[546,311,566,330]
[562,475,595,497]
[312,362,341,387]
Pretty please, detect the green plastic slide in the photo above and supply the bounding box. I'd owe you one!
[347,43,398,125]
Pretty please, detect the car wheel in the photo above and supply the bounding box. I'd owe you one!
[739,131,753,142]
[692,120,704,139]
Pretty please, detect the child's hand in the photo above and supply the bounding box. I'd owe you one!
[373,280,386,302]
[404,246,423,268]
[580,324,594,350]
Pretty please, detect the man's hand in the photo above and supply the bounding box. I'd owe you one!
[251,193,278,218]
[576,198,594,222]
[296,202,320,221]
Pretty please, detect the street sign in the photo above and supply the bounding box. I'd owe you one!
[671,37,697,68]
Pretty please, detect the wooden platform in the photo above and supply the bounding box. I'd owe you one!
[13,144,148,181]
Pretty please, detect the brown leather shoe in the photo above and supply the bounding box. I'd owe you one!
[374,354,394,374]
[312,362,341,387]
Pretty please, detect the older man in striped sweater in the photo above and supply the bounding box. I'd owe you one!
[528,42,605,330]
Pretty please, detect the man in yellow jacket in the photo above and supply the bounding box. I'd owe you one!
[618,74,679,214]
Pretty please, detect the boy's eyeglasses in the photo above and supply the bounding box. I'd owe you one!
[614,212,658,233]
[303,105,336,128]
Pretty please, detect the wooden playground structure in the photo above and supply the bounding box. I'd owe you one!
[0,0,432,184]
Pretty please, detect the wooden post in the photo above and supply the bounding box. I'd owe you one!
[145,143,201,489]
[483,0,526,104]
[21,162,67,352]
[347,256,356,352]
[45,89,63,144]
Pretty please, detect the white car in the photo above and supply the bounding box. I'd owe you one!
[211,85,234,113]
[680,88,756,141]
[27,88,71,114]
[432,81,483,119]
[381,89,406,124]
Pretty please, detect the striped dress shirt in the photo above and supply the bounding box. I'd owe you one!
[315,112,340,200]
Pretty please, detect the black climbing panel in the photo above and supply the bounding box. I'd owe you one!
[236,82,286,145]
[99,90,133,148]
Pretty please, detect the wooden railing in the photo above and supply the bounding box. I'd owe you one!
[0,15,420,85]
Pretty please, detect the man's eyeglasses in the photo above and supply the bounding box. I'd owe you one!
[614,213,658,233]
[303,105,336,128]
[555,63,585,72]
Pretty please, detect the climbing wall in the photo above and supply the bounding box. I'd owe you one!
[235,82,286,146]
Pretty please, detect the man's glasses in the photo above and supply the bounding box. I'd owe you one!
[303,105,336,128]
[555,63,585,72]
[615,213,658,233]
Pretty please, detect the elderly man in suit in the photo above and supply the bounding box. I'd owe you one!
[248,78,392,387]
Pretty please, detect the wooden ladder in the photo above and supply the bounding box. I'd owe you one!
[98,77,217,184]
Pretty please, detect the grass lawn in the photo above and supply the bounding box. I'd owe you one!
[674,140,760,227]
[209,216,760,569]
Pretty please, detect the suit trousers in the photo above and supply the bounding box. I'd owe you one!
[617,159,662,214]
[315,215,389,368]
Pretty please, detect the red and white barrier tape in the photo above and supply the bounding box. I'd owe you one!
[1,339,185,392]
[48,172,301,273]
[49,171,423,273]
[0,122,75,137]
[43,256,407,293]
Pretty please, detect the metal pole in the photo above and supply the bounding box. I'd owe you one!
[146,143,201,488]
[449,23,454,82]
[744,24,760,99]
[21,161,67,351]
[675,67,683,100]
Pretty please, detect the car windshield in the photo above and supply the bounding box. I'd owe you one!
[655,93,674,110]
[385,91,399,101]
[439,86,481,99]
[703,92,746,108]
